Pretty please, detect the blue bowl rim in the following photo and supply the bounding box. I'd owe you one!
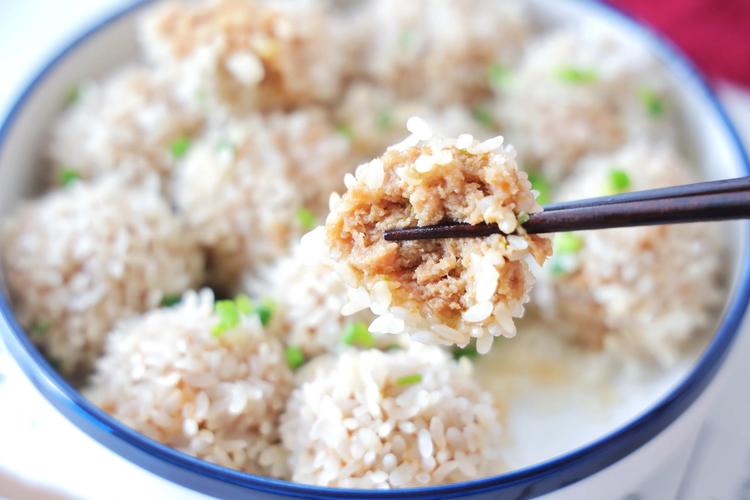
[1,0,749,498]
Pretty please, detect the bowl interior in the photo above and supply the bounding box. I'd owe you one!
[0,0,748,497]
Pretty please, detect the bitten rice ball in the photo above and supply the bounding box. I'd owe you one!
[325,119,552,353]
[280,344,505,488]
[48,66,203,185]
[172,110,352,290]
[362,0,529,104]
[533,143,723,365]
[496,29,673,181]
[139,0,349,115]
[85,289,293,477]
[0,178,204,377]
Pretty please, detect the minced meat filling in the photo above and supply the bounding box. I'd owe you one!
[326,121,551,352]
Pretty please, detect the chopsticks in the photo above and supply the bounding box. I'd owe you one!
[383,176,750,241]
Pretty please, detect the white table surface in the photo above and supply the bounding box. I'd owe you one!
[1,2,750,499]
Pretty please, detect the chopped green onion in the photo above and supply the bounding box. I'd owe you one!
[488,62,511,88]
[161,294,182,307]
[30,320,51,336]
[386,344,403,351]
[452,344,478,360]
[335,123,355,141]
[608,168,631,193]
[58,168,80,187]
[234,294,254,315]
[517,211,530,224]
[195,88,208,104]
[342,321,375,348]
[170,136,191,159]
[64,85,81,107]
[549,257,571,277]
[556,67,597,85]
[396,373,423,386]
[471,104,495,129]
[212,299,240,336]
[376,109,394,131]
[255,298,275,327]
[554,233,584,254]
[214,139,235,154]
[639,88,665,117]
[399,30,415,49]
[527,171,551,205]
[296,208,317,231]
[285,346,305,370]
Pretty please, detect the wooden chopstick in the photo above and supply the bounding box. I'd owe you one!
[383,178,750,241]
[543,176,750,212]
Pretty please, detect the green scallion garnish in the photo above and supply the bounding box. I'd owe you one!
[335,123,355,141]
[255,298,275,327]
[170,136,191,159]
[452,344,478,360]
[639,88,665,117]
[554,233,584,254]
[64,85,81,107]
[549,257,570,277]
[471,104,495,129]
[58,168,80,187]
[399,30,415,49]
[234,294,253,315]
[488,62,511,88]
[296,208,317,231]
[527,171,551,205]
[161,294,182,307]
[30,320,51,336]
[396,373,423,386]
[608,168,631,193]
[212,299,240,336]
[556,67,597,85]
[342,321,375,348]
[376,109,394,131]
[214,139,235,154]
[285,346,305,370]
[517,212,530,224]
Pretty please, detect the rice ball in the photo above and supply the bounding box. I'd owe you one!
[172,110,352,290]
[325,121,552,353]
[0,178,204,376]
[85,289,293,477]
[140,0,349,115]
[48,66,202,185]
[280,344,505,488]
[362,0,530,104]
[496,29,674,181]
[533,143,723,365]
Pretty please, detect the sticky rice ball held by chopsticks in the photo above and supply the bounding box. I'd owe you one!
[325,118,552,354]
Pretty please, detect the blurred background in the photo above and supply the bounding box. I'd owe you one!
[1,0,749,498]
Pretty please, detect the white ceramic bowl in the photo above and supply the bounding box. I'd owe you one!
[1,1,748,498]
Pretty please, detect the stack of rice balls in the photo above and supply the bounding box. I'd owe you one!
[0,0,725,489]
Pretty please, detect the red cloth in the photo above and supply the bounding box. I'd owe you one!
[609,0,750,85]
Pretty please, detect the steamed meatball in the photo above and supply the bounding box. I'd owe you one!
[325,119,551,353]
[1,178,203,376]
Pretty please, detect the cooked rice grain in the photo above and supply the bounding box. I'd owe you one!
[280,344,504,488]
[1,177,203,376]
[85,289,293,477]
